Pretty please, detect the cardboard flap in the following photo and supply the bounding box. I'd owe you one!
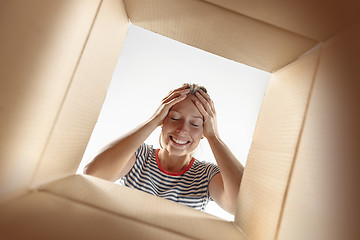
[124,0,317,72]
[0,0,104,203]
[0,191,193,240]
[277,23,360,240]
[37,175,246,240]
[235,49,321,239]
[203,0,360,41]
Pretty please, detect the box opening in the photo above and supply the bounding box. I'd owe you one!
[77,23,270,220]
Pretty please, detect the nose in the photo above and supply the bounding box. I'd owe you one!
[176,121,189,135]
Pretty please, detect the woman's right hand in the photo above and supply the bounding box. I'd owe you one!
[151,85,190,126]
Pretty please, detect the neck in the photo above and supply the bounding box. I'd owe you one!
[158,149,193,173]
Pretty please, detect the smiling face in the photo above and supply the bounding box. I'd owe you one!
[161,94,204,157]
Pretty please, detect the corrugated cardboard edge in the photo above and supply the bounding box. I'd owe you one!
[30,0,129,188]
[124,0,317,72]
[276,22,360,240]
[37,174,246,240]
[235,48,321,240]
[0,0,104,204]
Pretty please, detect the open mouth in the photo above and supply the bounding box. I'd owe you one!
[170,136,190,145]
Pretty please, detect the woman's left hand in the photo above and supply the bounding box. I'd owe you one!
[194,90,219,139]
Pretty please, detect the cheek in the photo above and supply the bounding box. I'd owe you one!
[192,128,204,140]
[166,124,178,133]
[162,119,174,130]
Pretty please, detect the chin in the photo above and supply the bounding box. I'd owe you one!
[164,144,189,156]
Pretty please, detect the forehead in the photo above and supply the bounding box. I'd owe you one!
[170,95,201,116]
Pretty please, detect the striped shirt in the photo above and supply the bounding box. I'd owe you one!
[118,143,220,211]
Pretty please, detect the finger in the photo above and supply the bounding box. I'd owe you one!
[194,100,210,120]
[165,84,190,97]
[164,93,187,109]
[162,88,190,103]
[195,91,213,116]
[199,89,210,101]
[199,89,216,113]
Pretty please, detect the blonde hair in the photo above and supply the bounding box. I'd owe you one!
[183,83,208,96]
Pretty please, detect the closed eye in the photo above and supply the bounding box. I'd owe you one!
[191,123,200,127]
[171,117,179,121]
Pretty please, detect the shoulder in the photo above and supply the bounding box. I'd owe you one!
[191,159,220,178]
[135,143,155,158]
[192,159,219,169]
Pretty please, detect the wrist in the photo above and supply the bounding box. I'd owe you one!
[147,116,162,129]
[206,133,221,143]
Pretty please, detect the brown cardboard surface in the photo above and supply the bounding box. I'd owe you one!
[0,0,102,203]
[203,0,360,41]
[37,175,246,240]
[235,49,321,240]
[0,191,193,240]
[124,0,317,72]
[277,24,360,240]
[30,0,129,188]
[1,0,359,239]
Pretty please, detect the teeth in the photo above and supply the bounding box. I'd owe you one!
[172,137,188,145]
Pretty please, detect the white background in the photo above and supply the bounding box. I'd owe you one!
[77,24,270,221]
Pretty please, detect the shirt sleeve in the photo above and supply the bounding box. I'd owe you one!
[135,143,151,161]
[117,143,152,184]
[206,162,221,201]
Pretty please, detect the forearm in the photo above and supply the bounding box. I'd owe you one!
[84,118,158,181]
[207,135,244,202]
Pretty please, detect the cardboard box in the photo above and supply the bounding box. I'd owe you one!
[1,0,359,239]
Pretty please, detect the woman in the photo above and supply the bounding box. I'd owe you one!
[84,84,244,214]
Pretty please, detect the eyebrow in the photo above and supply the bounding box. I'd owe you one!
[170,110,203,120]
[192,115,203,120]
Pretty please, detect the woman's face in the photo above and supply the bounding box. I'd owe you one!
[161,94,204,157]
